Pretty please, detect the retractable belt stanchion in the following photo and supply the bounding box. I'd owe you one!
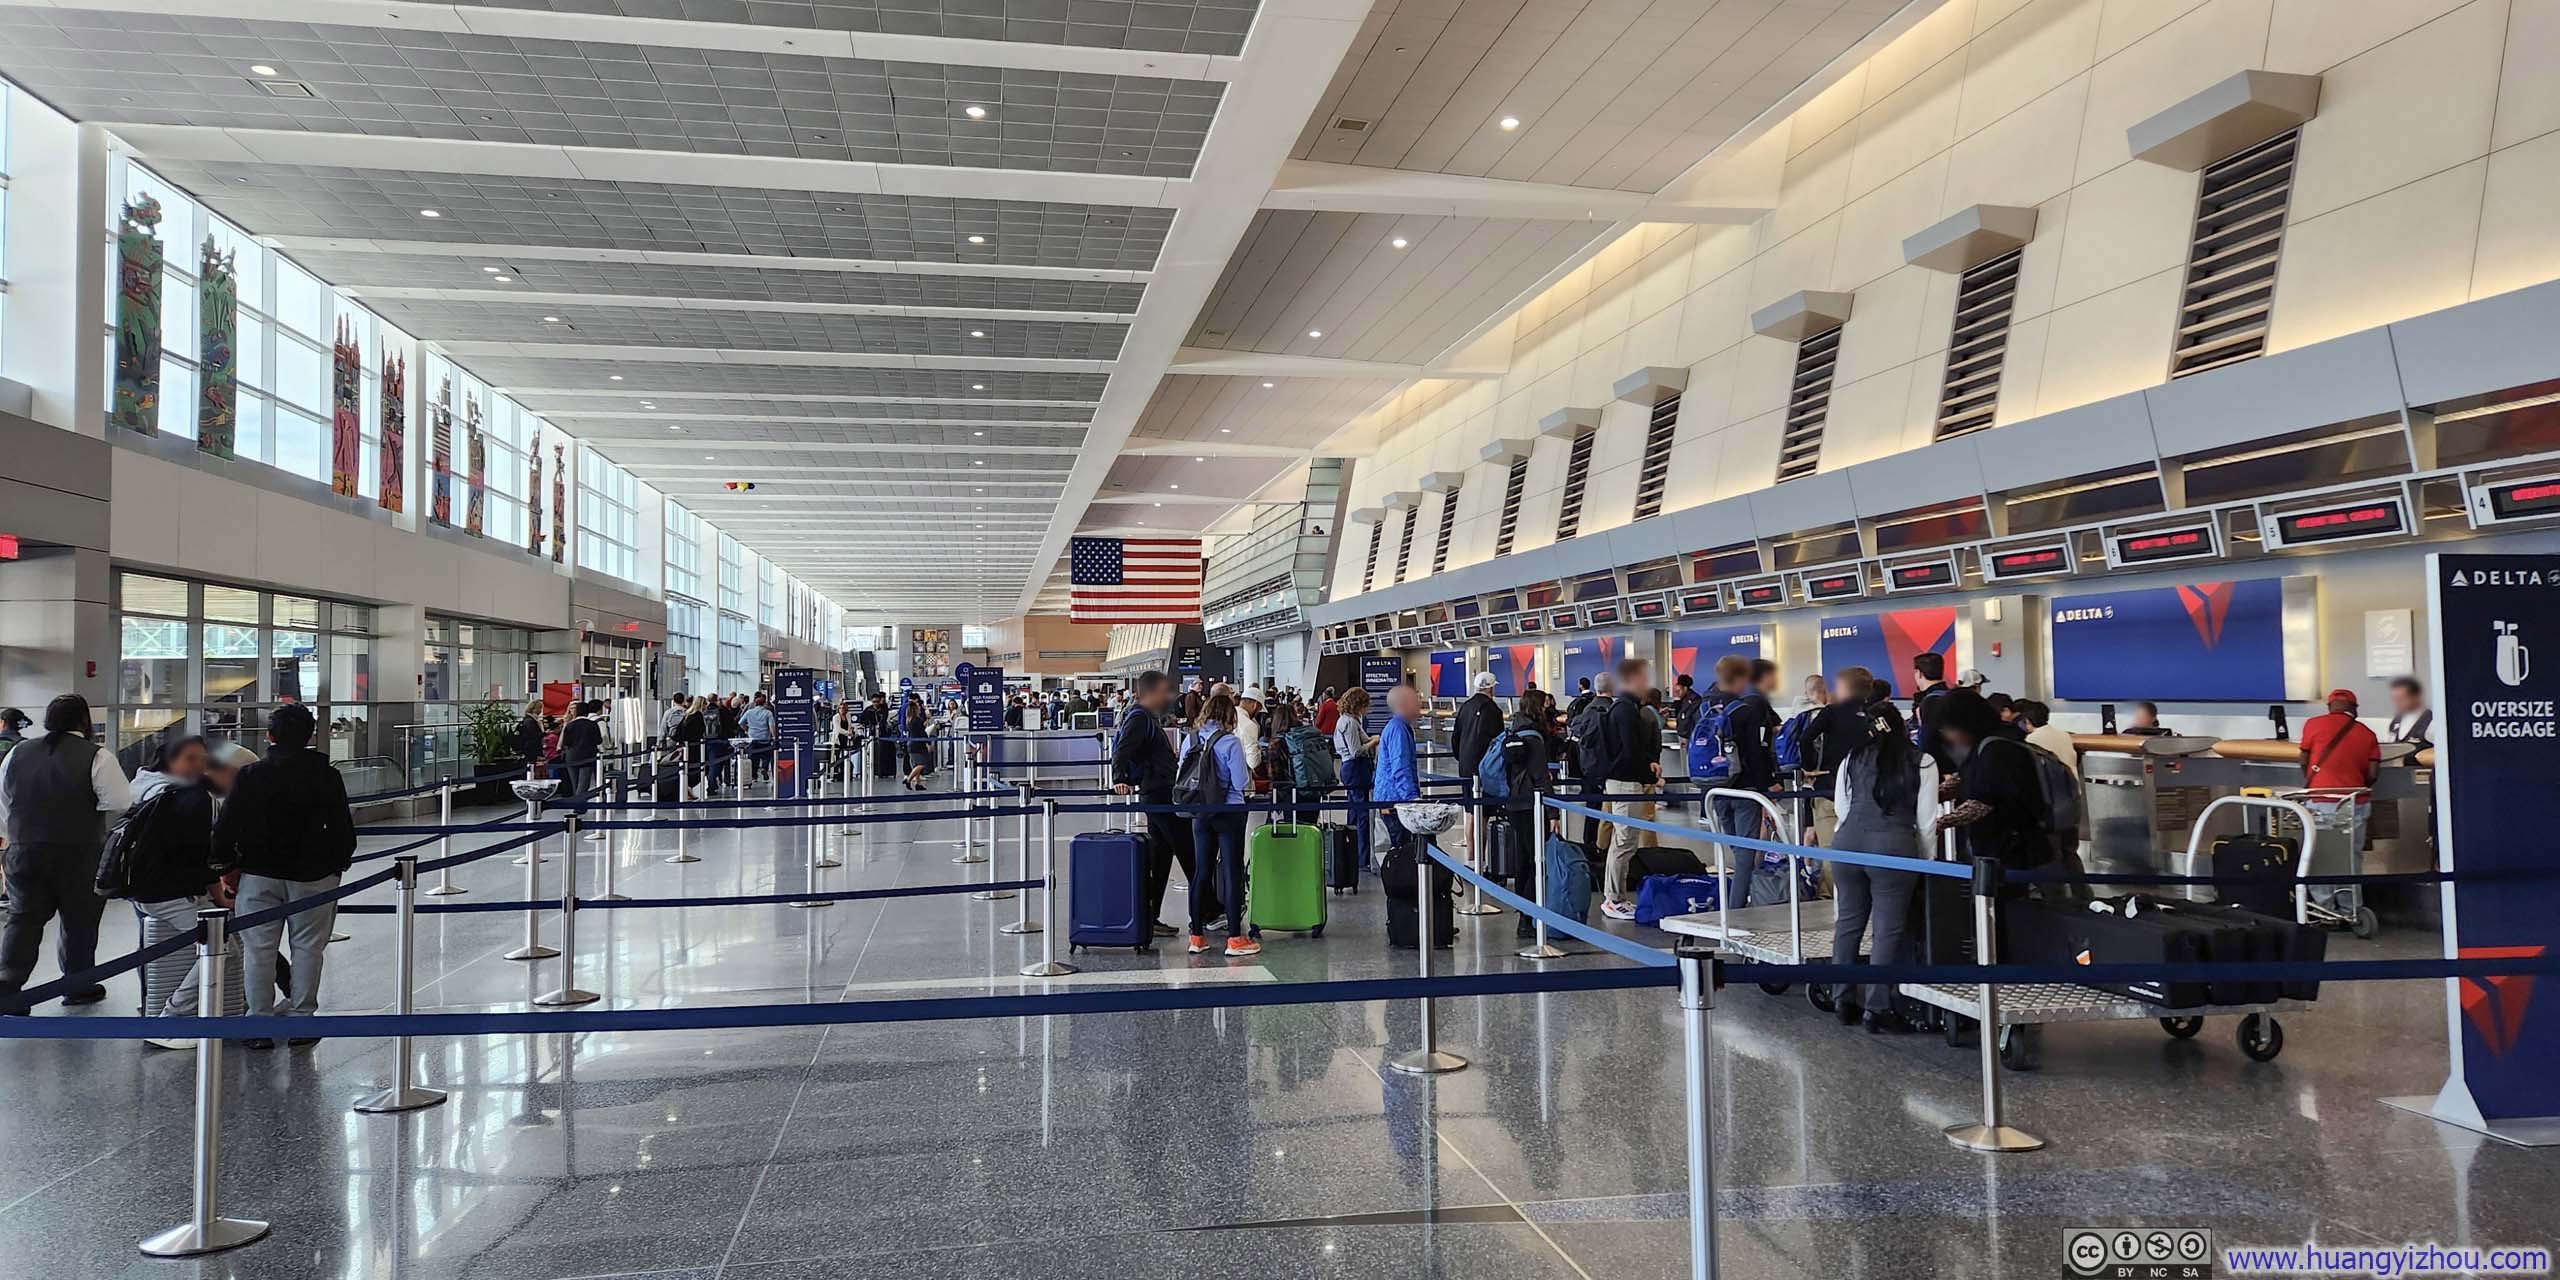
[139,908,269,1258]
[975,783,1023,902]
[1000,781,1040,935]
[953,735,988,866]
[1388,830,1467,1076]
[1944,854,2044,1153]
[535,815,601,1006]
[667,743,701,865]
[1456,778,1498,917]
[1675,938,1723,1280]
[811,739,842,868]
[426,780,465,895]
[594,774,630,901]
[505,780,561,961]
[1020,797,1075,977]
[355,854,447,1114]
[1520,792,1564,960]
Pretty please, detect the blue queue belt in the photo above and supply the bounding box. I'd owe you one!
[335,879,1041,915]
[1421,842,1673,968]
[1542,796,1974,880]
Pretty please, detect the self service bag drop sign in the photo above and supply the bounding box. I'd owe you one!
[2405,554,2560,1143]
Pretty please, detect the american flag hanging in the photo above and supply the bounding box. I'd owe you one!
[1070,536,1203,623]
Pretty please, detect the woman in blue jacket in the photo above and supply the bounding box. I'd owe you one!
[1181,692,1257,959]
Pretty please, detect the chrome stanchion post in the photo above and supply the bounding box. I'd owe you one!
[535,815,601,1006]
[1020,797,1074,976]
[426,781,465,895]
[139,909,270,1258]
[504,780,561,961]
[1389,844,1467,1075]
[666,743,701,864]
[1520,792,1563,960]
[1001,781,1038,934]
[976,783,1023,902]
[953,734,989,865]
[356,855,447,1114]
[595,776,629,901]
[1456,778,1498,916]
[1675,938,1722,1280]
[1944,857,2044,1153]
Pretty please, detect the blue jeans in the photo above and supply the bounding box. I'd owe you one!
[1344,788,1374,868]
[1711,795,1772,905]
[1189,811,1247,935]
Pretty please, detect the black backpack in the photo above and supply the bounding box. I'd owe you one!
[1173,730,1225,806]
[1568,698,1613,779]
[95,785,183,900]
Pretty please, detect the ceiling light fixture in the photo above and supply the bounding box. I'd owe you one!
[966,235,985,244]
[542,315,561,323]
[1193,456,1205,462]
[1260,381,1274,389]
[964,105,988,119]
[1391,236,1409,249]
[250,64,278,77]
[608,375,624,381]
[1499,116,1520,130]
[973,430,985,436]
[493,275,512,282]
[481,266,501,273]
[419,209,441,218]
[1307,329,1323,338]
[969,330,985,338]
[973,460,985,466]
[1219,427,1232,433]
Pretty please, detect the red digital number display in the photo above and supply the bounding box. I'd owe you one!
[1889,559,1956,590]
[1736,581,1787,608]
[1803,572,1863,601]
[1680,590,1722,614]
[2274,499,2405,545]
[2112,523,2217,566]
[1631,597,1669,619]
[1986,543,2072,579]
[2487,479,2560,521]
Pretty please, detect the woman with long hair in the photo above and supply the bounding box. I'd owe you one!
[899,692,934,790]
[1179,692,1256,958]
[1331,687,1377,870]
[1824,672,1937,1034]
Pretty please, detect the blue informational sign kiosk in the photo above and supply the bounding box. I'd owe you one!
[1359,655,1402,734]
[772,666,816,800]
[2394,553,2560,1144]
[965,664,1006,733]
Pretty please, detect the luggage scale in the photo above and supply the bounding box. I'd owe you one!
[1906,795,2320,1071]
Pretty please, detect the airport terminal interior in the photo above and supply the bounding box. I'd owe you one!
[1,0,2559,1275]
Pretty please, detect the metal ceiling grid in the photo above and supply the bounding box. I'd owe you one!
[457,359,1113,398]
[141,160,1175,268]
[443,0,1261,55]
[540,396,1095,419]
[301,252,1149,310]
[369,298,1130,358]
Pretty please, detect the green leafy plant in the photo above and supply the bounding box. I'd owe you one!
[461,698,519,764]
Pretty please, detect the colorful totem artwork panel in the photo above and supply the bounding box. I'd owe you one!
[380,352,407,513]
[196,237,239,459]
[552,442,568,563]
[330,317,362,496]
[430,378,454,526]
[464,395,486,536]
[111,197,165,436]
[527,432,545,556]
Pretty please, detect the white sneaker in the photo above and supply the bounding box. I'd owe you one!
[143,1037,198,1051]
[1600,900,1636,921]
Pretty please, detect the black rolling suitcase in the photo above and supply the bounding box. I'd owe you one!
[1323,822,1361,893]
[2148,897,2326,1001]
[2210,832,2297,918]
[1483,812,1529,879]
[1381,841,1455,949]
[2003,896,2219,1008]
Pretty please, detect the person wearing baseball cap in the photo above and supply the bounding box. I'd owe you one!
[2298,688,2381,790]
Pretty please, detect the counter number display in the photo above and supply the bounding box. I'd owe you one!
[1547,609,1579,632]
[2263,494,2409,549]
[1629,593,1672,621]
[1982,540,2075,583]
[1734,576,1789,609]
[2471,474,2560,527]
[1582,601,1623,627]
[2106,519,2221,569]
[1799,567,1867,603]
[1884,556,1959,593]
[1678,586,1724,615]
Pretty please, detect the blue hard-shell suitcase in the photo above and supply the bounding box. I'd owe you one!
[1069,828,1152,953]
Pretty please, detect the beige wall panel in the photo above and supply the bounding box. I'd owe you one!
[2269,160,2487,351]
[2073,0,2274,183]
[2033,268,2181,414]
[1956,0,2104,139]
[2050,158,2196,308]
[2474,129,2560,298]
[2290,0,2505,220]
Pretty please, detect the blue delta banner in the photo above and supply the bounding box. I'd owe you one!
[1669,627,1761,684]
[1359,655,1402,734]
[2424,553,2560,1135]
[771,666,816,800]
[1559,635,1625,694]
[1484,643,1541,697]
[1819,606,1957,686]
[1428,650,1468,698]
[2049,578,2291,701]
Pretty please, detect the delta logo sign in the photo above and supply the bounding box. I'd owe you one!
[1560,634,1623,689]
[2051,578,2287,701]
[2461,944,2547,1057]
[1429,651,1467,698]
[1484,644,1541,696]
[1818,607,1957,684]
[1669,627,1763,681]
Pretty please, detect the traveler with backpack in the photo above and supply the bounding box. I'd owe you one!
[1565,673,1615,862]
[1178,693,1257,958]
[1596,658,1664,921]
[1332,688,1376,870]
[1485,689,1561,938]
[1451,672,1504,783]
[113,735,234,1044]
[1909,652,1954,770]
[1720,658,1789,908]
[1268,702,1330,826]
[213,704,356,1045]
[1929,690,2049,877]
[1821,698,1937,1032]
[0,694,133,1006]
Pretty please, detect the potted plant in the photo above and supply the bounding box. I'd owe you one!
[460,697,522,804]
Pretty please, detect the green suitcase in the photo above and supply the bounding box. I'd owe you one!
[1247,819,1328,936]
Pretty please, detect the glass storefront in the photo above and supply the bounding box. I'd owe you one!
[110,569,378,769]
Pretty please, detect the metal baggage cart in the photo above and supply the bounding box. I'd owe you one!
[2282,787,2378,937]
[1661,789,1845,1012]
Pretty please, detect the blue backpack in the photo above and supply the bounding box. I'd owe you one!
[1686,693,1738,781]
[1635,872,1727,926]
[1542,835,1593,924]
[1474,727,1545,803]
[1772,707,1821,772]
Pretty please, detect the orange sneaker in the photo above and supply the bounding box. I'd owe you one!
[1186,935,1211,954]
[1225,936,1262,958]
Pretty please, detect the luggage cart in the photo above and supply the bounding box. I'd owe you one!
[2282,787,2379,938]
[1660,789,1846,1012]
[1918,794,2321,1071]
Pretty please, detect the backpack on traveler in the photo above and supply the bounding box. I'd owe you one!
[1983,735,2077,867]
[1772,706,1821,773]
[1173,729,1226,806]
[1475,726,1550,803]
[1281,725,1337,792]
[94,785,185,900]
[1686,693,1738,781]
[1568,698,1613,781]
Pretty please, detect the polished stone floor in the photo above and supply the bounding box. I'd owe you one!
[0,781,2548,1280]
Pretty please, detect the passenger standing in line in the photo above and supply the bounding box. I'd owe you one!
[1908,652,1954,770]
[743,692,777,785]
[1451,670,1504,864]
[1823,687,1935,1034]
[2014,700,2079,781]
[1930,690,2046,874]
[1722,658,1788,907]
[214,703,355,1046]
[1112,670,1192,939]
[659,693,686,743]
[513,701,547,777]
[1596,657,1663,922]
[861,692,895,782]
[1314,687,1341,735]
[1565,678,1596,723]
[2299,689,2381,790]
[1332,687,1378,870]
[1180,692,1257,958]
[1671,673,1702,740]
[0,695,132,1006]
[1268,702,1325,827]
[898,693,935,790]
[2385,677,2432,747]
[672,696,711,797]
[1498,688,1562,939]
[124,734,232,1046]
[561,700,605,838]
[1371,683,1423,848]
[0,707,28,762]
[1566,672,1617,864]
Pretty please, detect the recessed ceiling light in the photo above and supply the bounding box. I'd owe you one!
[964,105,988,119]
[1499,116,1520,130]
[1390,236,1408,249]
[969,329,985,338]
[1169,484,1180,490]
[973,430,985,436]
[1219,427,1232,433]
[608,375,624,381]
[1260,381,1274,389]
[1193,456,1205,462]
[493,275,512,282]
[1307,329,1323,338]
[542,315,561,323]
[970,383,985,390]
[1153,502,1162,508]
[481,266,501,273]
[966,235,985,244]
[419,209,441,218]
[250,64,278,77]
[668,424,683,431]
[973,459,985,466]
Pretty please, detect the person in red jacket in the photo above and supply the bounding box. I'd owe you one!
[2298,689,2381,789]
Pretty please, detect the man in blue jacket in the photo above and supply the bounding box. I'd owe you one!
[1372,682,1422,843]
